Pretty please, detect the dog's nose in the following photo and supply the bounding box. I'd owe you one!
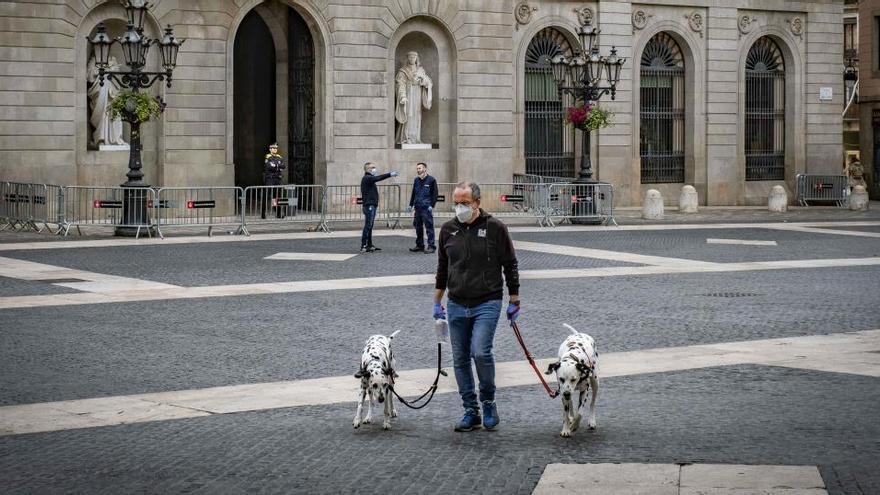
[562,391,571,398]
[377,395,385,403]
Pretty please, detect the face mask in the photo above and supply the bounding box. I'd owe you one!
[369,169,378,176]
[454,204,473,223]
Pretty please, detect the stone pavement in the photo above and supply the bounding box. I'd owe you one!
[0,210,878,494]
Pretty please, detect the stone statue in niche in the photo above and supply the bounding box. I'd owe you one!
[87,54,128,149]
[395,51,433,145]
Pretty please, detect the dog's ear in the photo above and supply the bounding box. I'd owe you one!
[544,361,560,375]
[576,362,591,376]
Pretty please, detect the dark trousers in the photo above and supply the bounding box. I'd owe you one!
[413,206,435,248]
[361,204,377,248]
[260,183,283,219]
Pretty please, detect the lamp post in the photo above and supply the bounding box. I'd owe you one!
[88,1,184,236]
[549,21,624,223]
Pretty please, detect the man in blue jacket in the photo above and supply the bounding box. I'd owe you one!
[360,162,398,253]
[408,162,438,253]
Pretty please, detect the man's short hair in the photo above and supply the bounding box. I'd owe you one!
[363,162,374,172]
[455,181,481,201]
[417,162,427,168]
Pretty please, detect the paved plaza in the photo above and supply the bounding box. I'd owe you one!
[0,210,879,494]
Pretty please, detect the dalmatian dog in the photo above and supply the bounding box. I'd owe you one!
[353,330,400,430]
[544,324,599,438]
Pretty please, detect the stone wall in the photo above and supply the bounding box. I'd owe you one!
[0,0,844,206]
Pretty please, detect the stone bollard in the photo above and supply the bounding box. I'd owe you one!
[642,189,664,220]
[768,185,787,212]
[679,185,699,213]
[849,185,869,211]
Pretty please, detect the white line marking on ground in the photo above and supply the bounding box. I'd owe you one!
[534,463,827,494]
[1,329,876,436]
[264,252,358,261]
[1,221,878,251]
[1,257,878,309]
[514,240,723,267]
[766,225,880,238]
[706,238,778,246]
[0,256,180,293]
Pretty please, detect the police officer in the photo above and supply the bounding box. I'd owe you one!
[408,162,438,253]
[262,142,286,219]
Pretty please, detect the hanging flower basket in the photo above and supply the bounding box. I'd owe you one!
[564,102,613,132]
[108,91,166,123]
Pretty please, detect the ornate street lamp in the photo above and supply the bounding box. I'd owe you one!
[550,21,625,223]
[87,1,184,236]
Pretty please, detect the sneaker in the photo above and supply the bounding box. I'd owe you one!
[424,246,436,254]
[454,408,482,432]
[368,246,381,251]
[409,246,424,252]
[360,247,367,253]
[482,401,499,430]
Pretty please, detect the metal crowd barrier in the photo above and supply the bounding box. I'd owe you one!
[32,184,64,233]
[796,174,849,207]
[60,186,157,238]
[153,187,244,238]
[546,182,616,226]
[0,182,39,231]
[241,185,328,234]
[322,184,402,230]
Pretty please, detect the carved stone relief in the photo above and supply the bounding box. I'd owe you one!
[686,11,704,38]
[738,15,757,35]
[573,6,593,26]
[632,10,653,31]
[515,1,537,30]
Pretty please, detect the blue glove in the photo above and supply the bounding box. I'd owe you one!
[390,171,399,177]
[406,206,413,213]
[506,301,520,322]
[433,302,446,320]
[428,206,433,212]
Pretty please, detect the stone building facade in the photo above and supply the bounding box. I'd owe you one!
[858,0,880,198]
[0,0,844,206]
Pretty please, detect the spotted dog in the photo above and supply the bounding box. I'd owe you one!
[353,330,400,430]
[544,324,599,437]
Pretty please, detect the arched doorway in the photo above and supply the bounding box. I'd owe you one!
[233,6,315,188]
[639,32,685,184]
[524,28,575,178]
[233,10,276,188]
[744,36,786,181]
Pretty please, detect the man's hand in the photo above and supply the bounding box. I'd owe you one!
[428,206,433,212]
[390,171,399,177]
[506,300,520,323]
[433,302,446,320]
[406,206,413,213]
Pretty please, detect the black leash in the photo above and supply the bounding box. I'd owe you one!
[511,321,560,399]
[389,342,447,410]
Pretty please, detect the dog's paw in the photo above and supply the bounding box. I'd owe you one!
[353,419,361,429]
[391,410,398,418]
[382,420,391,430]
[588,422,597,430]
[362,415,372,424]
[560,429,571,438]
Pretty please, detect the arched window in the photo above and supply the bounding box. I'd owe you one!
[640,32,685,184]
[745,37,785,181]
[524,28,574,178]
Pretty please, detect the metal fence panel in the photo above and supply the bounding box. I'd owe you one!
[796,174,849,207]
[473,183,550,226]
[322,184,402,230]
[241,185,327,233]
[154,187,244,238]
[1,182,38,231]
[60,186,157,237]
[31,184,64,233]
[547,182,616,226]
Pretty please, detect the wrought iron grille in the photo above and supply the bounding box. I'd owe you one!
[640,32,685,184]
[288,9,315,188]
[745,37,785,181]
[525,28,575,178]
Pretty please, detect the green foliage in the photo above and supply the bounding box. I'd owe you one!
[108,90,163,123]
[583,105,612,131]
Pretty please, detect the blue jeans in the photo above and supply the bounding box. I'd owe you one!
[413,207,435,248]
[361,205,376,248]
[447,299,502,411]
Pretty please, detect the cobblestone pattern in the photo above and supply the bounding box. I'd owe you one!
[0,276,80,297]
[1,262,879,406]
[0,237,639,287]
[0,366,877,494]
[511,228,880,263]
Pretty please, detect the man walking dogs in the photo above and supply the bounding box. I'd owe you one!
[360,162,398,253]
[433,181,520,432]
[408,162,438,253]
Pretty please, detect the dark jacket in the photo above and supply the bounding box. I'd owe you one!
[360,172,393,207]
[263,153,285,185]
[435,210,519,307]
[409,174,438,209]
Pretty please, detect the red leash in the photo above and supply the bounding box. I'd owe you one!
[510,321,559,399]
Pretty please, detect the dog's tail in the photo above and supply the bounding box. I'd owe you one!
[389,329,401,339]
[562,323,579,336]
